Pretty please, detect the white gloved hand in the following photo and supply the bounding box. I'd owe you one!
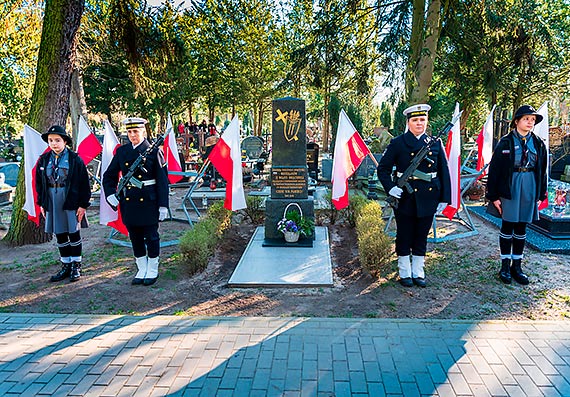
[106,194,119,208]
[388,186,403,198]
[437,202,448,212]
[158,207,168,221]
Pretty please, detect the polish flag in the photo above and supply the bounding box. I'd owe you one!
[535,101,549,210]
[207,115,246,211]
[442,103,461,220]
[331,109,371,210]
[76,115,102,165]
[164,114,183,184]
[99,120,128,235]
[22,125,49,225]
[476,104,496,177]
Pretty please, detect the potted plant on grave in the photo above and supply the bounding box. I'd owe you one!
[277,203,314,243]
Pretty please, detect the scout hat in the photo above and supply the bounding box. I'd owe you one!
[403,104,431,119]
[510,105,543,127]
[41,125,72,145]
[121,117,148,130]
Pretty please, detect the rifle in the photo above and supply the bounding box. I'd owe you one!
[386,111,463,209]
[110,126,171,211]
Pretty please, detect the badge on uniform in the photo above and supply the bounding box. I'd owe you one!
[502,150,510,154]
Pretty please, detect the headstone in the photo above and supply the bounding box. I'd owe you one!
[241,136,264,159]
[264,97,314,246]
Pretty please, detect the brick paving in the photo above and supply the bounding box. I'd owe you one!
[1,314,569,396]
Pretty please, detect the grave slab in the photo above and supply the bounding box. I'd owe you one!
[227,226,333,287]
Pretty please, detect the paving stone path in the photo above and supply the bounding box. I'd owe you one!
[1,314,569,396]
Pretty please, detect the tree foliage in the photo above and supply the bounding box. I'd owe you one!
[0,1,43,135]
[3,0,570,154]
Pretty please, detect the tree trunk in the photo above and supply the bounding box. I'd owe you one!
[406,0,442,104]
[407,0,442,104]
[322,86,330,152]
[4,0,85,246]
[405,0,425,100]
[254,101,259,137]
[70,64,88,149]
[187,101,193,123]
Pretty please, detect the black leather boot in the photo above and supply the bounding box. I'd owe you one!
[69,262,81,282]
[499,258,512,284]
[510,259,529,285]
[50,262,71,282]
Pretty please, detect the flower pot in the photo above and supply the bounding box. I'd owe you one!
[283,231,300,243]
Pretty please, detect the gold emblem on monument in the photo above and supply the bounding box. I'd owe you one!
[276,108,301,142]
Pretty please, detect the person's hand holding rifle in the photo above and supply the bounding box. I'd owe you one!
[386,111,462,210]
[107,126,171,211]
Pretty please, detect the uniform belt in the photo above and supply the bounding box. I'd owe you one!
[514,167,534,172]
[48,183,65,188]
[128,178,157,188]
[396,171,437,180]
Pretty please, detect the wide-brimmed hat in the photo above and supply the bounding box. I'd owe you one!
[41,125,72,145]
[510,105,543,127]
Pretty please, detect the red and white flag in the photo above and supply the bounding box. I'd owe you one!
[99,120,128,235]
[76,115,102,165]
[331,109,371,210]
[535,101,549,210]
[476,105,496,176]
[164,114,183,184]
[442,103,461,220]
[207,115,247,211]
[22,125,49,225]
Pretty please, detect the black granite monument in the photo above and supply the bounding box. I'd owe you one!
[264,97,315,247]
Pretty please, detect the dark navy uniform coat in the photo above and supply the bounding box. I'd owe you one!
[377,131,451,218]
[103,139,169,227]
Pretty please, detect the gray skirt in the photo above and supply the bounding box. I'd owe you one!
[501,172,539,223]
[45,187,80,234]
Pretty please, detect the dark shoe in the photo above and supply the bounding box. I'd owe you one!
[511,259,529,285]
[50,262,71,282]
[69,262,81,282]
[399,277,413,287]
[499,258,512,284]
[132,278,144,285]
[143,276,158,286]
[412,277,426,288]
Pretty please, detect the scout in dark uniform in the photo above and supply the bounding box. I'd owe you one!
[36,125,91,282]
[103,117,169,286]
[377,104,451,287]
[486,105,548,285]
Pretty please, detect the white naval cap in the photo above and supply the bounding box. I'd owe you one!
[403,104,431,119]
[121,117,148,129]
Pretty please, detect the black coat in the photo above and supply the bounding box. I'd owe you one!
[486,131,548,202]
[377,131,451,217]
[35,149,91,211]
[103,140,169,227]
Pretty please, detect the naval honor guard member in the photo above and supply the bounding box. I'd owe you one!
[103,117,169,286]
[377,104,451,288]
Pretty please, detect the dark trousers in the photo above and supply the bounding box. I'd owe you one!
[395,212,433,256]
[127,224,160,258]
